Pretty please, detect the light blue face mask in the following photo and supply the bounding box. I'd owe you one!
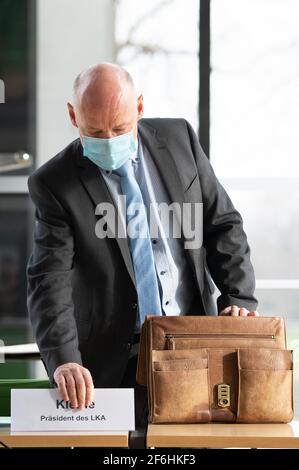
[82,130,137,171]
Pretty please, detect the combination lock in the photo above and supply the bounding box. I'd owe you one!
[217,383,231,408]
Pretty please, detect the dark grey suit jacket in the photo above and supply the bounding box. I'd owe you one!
[26,118,258,385]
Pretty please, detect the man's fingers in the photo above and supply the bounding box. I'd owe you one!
[83,369,94,406]
[231,305,239,316]
[239,307,249,317]
[56,375,69,402]
[219,306,232,316]
[73,371,86,410]
[64,373,78,408]
[53,364,94,409]
[220,306,260,317]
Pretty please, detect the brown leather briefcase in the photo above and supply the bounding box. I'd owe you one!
[136,315,294,424]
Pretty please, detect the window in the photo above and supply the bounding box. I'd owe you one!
[0,0,36,176]
[115,0,199,130]
[211,0,299,416]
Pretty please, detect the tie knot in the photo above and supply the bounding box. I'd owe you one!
[113,159,133,178]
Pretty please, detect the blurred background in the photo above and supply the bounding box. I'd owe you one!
[0,0,298,416]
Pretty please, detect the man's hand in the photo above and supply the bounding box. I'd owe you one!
[53,363,94,410]
[219,305,259,317]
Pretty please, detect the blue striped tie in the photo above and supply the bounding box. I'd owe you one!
[113,159,162,325]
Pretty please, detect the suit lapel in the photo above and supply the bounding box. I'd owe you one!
[138,120,203,292]
[138,121,185,204]
[138,120,198,196]
[76,143,136,288]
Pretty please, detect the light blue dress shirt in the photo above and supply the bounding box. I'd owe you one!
[99,134,197,333]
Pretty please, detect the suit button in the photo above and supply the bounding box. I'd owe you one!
[131,303,138,310]
[126,342,132,351]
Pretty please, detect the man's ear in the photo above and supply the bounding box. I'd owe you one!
[67,102,78,128]
[137,94,144,120]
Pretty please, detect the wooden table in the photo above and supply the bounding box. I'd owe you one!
[0,427,128,448]
[147,421,299,449]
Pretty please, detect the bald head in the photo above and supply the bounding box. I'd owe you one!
[67,62,143,141]
[72,63,136,109]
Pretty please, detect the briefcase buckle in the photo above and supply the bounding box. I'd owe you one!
[217,384,230,408]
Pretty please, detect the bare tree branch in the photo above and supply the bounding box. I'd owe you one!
[116,39,195,57]
[125,0,175,43]
[115,0,196,61]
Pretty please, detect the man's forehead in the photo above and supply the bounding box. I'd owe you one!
[75,78,135,109]
[79,90,135,113]
[85,119,133,130]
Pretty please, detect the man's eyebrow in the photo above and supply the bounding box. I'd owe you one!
[112,122,131,128]
[87,122,131,131]
[88,126,103,131]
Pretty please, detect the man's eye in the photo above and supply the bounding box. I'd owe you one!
[87,130,101,136]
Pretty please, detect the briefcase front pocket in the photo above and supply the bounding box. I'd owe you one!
[237,348,294,423]
[151,349,211,423]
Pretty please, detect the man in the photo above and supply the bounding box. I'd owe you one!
[27,63,258,428]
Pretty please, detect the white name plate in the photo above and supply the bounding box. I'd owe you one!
[11,388,135,432]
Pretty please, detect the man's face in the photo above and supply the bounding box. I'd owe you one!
[68,92,144,143]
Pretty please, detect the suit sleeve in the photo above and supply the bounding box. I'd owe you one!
[27,173,82,383]
[184,119,258,313]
